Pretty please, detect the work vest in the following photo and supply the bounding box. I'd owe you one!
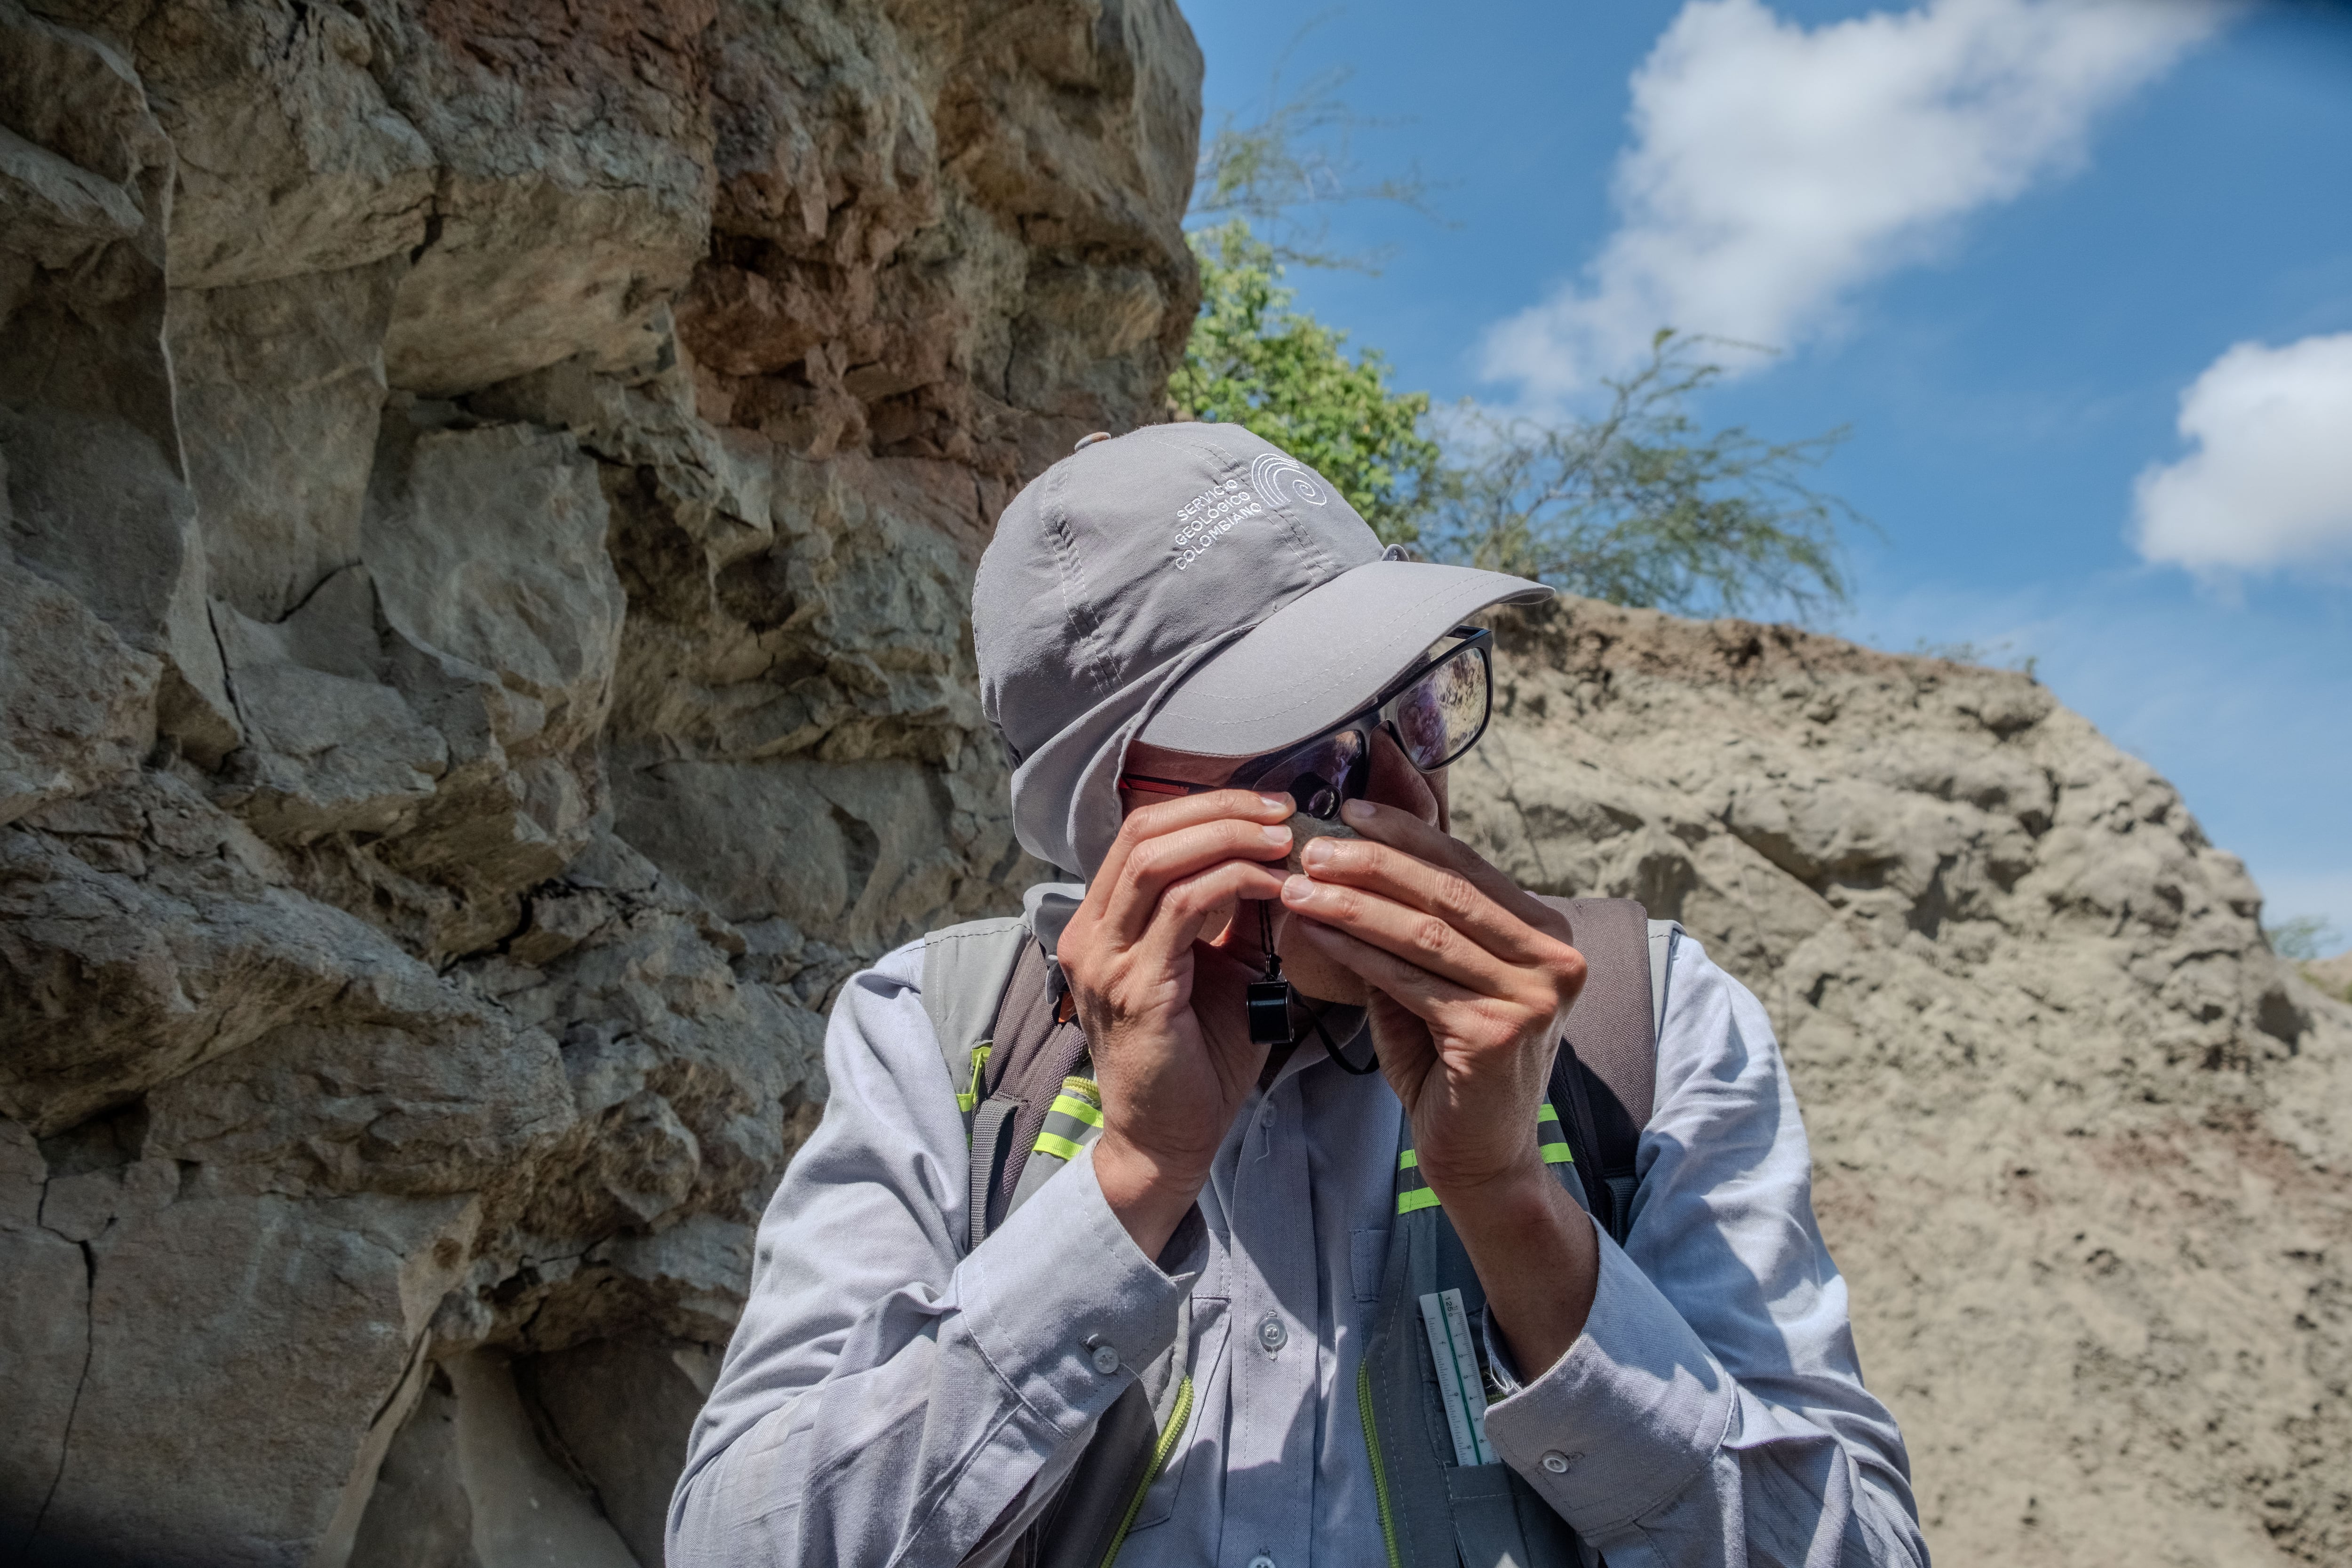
[920,892,1677,1568]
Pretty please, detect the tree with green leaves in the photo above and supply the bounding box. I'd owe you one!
[2266,913,2343,962]
[1168,221,1441,543]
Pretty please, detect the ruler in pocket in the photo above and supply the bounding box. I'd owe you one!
[1417,1287,1496,1467]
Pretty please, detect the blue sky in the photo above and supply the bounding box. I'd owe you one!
[1180,0,2352,947]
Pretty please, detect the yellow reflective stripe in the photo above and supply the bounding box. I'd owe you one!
[1049,1092,1105,1130]
[1035,1131,1086,1162]
[1397,1106,1571,1204]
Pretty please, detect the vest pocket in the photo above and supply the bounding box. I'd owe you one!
[1119,1296,1229,1535]
[1446,1463,1541,1568]
[1350,1227,1389,1303]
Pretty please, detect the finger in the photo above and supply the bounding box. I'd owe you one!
[1097,798,1296,947]
[1294,923,1549,1078]
[1287,915,1496,1030]
[1335,795,1553,923]
[1131,860,1289,975]
[1331,796,1572,942]
[1089,786,1293,926]
[1280,871,1528,997]
[1295,830,1575,973]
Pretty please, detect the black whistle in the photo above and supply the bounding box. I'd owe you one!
[1246,977,1295,1045]
[1248,900,1294,1045]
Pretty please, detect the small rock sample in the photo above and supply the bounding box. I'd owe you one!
[1283,812,1360,876]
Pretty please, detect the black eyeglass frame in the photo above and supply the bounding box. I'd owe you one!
[1119,624,1495,820]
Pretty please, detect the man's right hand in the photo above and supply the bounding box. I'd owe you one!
[1056,789,1295,1258]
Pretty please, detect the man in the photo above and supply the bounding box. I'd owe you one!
[669,424,1926,1568]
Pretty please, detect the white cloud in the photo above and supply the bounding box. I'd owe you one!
[1481,0,2230,399]
[2132,333,2352,573]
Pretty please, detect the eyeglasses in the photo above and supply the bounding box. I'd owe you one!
[1120,626,1494,820]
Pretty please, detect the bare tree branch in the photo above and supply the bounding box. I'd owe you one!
[1424,331,1869,623]
[1189,20,1443,272]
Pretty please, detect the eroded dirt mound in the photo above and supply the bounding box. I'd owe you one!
[1452,602,2352,1566]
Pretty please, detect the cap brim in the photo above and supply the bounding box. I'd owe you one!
[1136,560,1552,759]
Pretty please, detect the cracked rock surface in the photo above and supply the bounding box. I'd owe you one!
[0,0,1193,1561]
[0,1,2343,1565]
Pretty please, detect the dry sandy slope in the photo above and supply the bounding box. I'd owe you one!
[2302,952,2352,1005]
[1450,598,2352,1567]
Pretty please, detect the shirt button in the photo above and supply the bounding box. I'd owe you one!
[1090,1343,1120,1375]
[1248,1555,1277,1568]
[1257,1315,1287,1352]
[1540,1450,1571,1474]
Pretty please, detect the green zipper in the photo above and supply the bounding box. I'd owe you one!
[957,1043,993,1117]
[1098,1375,1194,1568]
[1357,1359,1403,1568]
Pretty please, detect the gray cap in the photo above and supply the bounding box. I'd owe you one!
[974,422,1549,877]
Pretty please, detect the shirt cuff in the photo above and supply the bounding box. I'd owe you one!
[955,1142,1198,1432]
[1480,1218,1738,1533]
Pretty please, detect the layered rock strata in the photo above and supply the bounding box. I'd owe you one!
[0,1,1196,1562]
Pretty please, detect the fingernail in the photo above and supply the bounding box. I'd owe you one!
[1302,838,1333,868]
[1341,798,1374,823]
[1259,792,1292,812]
[1261,823,1291,845]
[1281,874,1313,904]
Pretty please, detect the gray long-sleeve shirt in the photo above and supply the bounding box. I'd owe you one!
[669,929,1926,1568]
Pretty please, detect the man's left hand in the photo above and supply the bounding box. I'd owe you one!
[1281,796,1602,1373]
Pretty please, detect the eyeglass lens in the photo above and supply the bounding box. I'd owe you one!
[1389,643,1489,771]
[1252,729,1368,820]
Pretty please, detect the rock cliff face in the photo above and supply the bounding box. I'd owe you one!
[0,1,1193,1562]
[1450,605,2352,1567]
[2,4,2345,1567]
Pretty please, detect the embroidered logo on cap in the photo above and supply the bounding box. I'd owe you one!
[1167,455,1329,573]
[1249,454,1328,509]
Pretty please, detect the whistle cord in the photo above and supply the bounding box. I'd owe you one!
[1312,1003,1382,1075]
[1263,901,1381,1076]
[1251,907,1374,1081]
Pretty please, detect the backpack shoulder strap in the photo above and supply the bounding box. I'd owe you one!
[1534,895,1657,1245]
[920,916,1033,1116]
[1648,917,1682,1038]
[960,936,1092,1250]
